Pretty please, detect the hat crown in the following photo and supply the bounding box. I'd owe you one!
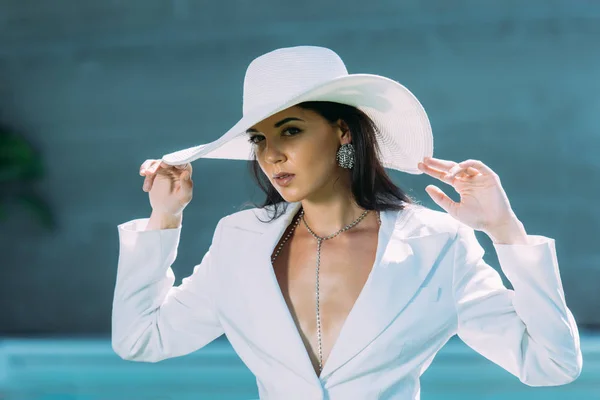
[242,46,348,115]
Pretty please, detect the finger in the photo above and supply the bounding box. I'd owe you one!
[425,185,458,215]
[146,168,170,192]
[144,173,158,192]
[445,164,485,181]
[178,170,193,190]
[418,162,455,183]
[141,160,160,176]
[184,171,194,195]
[445,164,467,180]
[464,166,481,177]
[160,159,187,169]
[140,159,157,176]
[174,163,193,179]
[155,161,190,178]
[156,164,176,177]
[149,160,165,174]
[423,156,457,172]
[173,170,193,199]
[458,159,496,176]
[179,170,190,181]
[143,175,152,192]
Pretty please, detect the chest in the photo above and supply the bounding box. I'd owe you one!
[271,230,379,371]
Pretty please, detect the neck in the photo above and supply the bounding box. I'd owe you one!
[297,197,374,237]
[291,170,380,236]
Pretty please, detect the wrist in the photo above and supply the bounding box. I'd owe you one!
[146,211,183,230]
[485,218,528,245]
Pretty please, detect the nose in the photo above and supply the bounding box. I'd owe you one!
[263,141,286,165]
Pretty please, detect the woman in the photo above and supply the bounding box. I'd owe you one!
[112,46,582,399]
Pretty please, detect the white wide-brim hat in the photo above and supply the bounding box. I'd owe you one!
[161,46,433,174]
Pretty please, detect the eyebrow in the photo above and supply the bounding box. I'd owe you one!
[246,117,304,134]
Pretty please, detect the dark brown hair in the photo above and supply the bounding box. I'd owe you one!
[241,101,416,222]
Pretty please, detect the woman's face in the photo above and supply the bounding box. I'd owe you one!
[247,105,351,203]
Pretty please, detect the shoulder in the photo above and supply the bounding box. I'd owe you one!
[399,203,462,238]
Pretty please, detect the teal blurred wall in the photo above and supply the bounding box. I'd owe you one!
[0,0,599,334]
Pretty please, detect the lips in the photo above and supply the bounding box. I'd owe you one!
[273,172,294,179]
[273,173,295,187]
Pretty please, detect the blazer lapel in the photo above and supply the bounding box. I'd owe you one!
[237,202,452,384]
[319,208,453,380]
[239,202,320,385]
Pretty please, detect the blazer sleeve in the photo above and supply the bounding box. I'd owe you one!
[111,216,225,362]
[452,222,583,386]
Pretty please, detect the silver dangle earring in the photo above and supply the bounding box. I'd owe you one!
[336,143,355,169]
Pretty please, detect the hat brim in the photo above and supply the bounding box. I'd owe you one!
[161,74,432,175]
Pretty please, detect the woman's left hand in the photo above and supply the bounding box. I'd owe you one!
[417,157,519,235]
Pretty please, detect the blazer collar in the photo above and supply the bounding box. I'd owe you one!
[240,201,450,385]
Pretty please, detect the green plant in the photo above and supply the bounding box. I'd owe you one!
[0,126,55,229]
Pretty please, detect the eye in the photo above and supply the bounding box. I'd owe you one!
[283,127,301,136]
[247,134,264,144]
[247,127,302,145]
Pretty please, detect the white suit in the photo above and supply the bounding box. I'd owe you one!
[111,201,582,399]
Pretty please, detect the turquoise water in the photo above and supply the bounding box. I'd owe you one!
[1,334,598,399]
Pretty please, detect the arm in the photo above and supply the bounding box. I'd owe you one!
[452,223,582,386]
[111,216,225,362]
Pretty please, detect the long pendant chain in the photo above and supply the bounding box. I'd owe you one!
[270,207,380,376]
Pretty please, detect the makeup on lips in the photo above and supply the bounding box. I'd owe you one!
[273,173,295,187]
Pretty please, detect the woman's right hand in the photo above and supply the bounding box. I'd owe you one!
[139,159,193,217]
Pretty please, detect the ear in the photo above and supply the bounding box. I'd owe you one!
[336,119,352,144]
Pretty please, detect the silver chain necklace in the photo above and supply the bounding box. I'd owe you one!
[270,206,380,375]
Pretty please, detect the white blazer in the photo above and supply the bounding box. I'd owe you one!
[112,201,582,399]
